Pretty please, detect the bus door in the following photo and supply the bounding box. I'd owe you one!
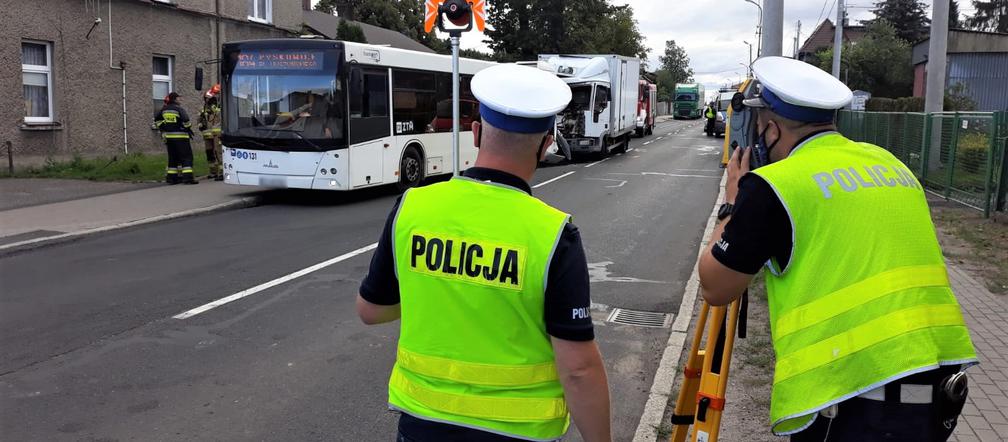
[348,66,392,187]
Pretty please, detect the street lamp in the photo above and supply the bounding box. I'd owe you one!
[744,0,763,57]
[743,40,753,75]
[738,62,752,78]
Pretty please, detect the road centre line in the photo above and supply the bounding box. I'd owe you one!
[642,141,652,145]
[173,243,379,319]
[532,171,576,188]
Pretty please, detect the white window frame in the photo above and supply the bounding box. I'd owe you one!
[248,0,272,24]
[152,54,174,107]
[22,40,54,124]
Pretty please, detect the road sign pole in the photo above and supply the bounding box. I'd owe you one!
[451,33,461,176]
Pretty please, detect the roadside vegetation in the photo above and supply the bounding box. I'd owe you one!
[931,201,1008,295]
[2,153,210,182]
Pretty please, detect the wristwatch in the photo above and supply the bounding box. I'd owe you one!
[717,202,734,221]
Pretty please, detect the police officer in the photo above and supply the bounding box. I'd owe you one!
[198,84,223,181]
[357,63,612,442]
[153,92,197,184]
[704,101,716,136]
[697,56,977,441]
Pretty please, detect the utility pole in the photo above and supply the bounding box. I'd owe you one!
[794,20,802,59]
[832,0,844,78]
[926,0,950,169]
[761,0,783,57]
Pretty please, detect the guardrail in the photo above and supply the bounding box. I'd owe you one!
[837,110,1007,217]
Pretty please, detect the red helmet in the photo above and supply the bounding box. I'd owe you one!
[205,83,221,98]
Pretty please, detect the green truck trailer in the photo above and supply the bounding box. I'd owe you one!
[672,83,705,119]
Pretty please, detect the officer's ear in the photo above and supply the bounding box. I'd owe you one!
[472,121,482,148]
[540,134,554,161]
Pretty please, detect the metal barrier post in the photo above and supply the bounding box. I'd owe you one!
[984,117,996,217]
[922,113,932,184]
[946,112,961,200]
[995,111,1008,213]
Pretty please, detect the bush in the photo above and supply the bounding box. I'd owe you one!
[895,96,924,112]
[956,132,989,174]
[866,97,896,111]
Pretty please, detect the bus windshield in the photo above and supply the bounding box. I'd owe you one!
[223,47,345,151]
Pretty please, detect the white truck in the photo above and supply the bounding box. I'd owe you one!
[538,54,640,156]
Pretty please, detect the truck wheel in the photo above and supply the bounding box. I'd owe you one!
[635,128,643,138]
[397,146,424,192]
[600,138,611,157]
[613,134,629,154]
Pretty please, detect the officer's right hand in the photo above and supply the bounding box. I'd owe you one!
[725,146,751,204]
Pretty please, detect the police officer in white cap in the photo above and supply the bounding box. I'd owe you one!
[697,56,977,441]
[357,63,612,442]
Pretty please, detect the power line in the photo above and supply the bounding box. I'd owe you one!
[815,0,831,25]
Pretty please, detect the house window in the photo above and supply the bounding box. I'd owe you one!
[248,0,271,23]
[152,55,173,112]
[22,41,53,123]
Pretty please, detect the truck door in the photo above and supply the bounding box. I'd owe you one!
[348,66,391,187]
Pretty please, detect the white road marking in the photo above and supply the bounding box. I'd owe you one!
[173,242,379,319]
[587,261,665,283]
[633,172,727,442]
[583,156,612,168]
[532,171,575,188]
[642,141,653,145]
[626,147,635,152]
[585,178,627,188]
[655,136,664,140]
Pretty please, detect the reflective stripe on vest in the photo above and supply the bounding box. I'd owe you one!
[752,132,977,435]
[163,132,189,139]
[397,347,559,387]
[390,177,571,440]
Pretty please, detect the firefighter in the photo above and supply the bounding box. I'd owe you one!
[198,84,223,181]
[704,101,716,136]
[153,92,197,184]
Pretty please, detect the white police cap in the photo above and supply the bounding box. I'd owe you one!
[471,63,572,133]
[743,56,853,123]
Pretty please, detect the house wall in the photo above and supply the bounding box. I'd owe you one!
[2,0,299,163]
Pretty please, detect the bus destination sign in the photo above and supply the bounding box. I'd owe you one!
[237,51,324,71]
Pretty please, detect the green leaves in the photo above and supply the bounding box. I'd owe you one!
[484,0,648,62]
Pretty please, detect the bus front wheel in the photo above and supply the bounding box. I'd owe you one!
[398,146,424,191]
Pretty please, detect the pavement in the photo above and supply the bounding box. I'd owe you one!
[0,180,266,251]
[0,118,728,441]
[948,265,1008,442]
[0,178,156,211]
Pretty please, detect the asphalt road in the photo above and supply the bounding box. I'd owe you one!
[0,119,723,441]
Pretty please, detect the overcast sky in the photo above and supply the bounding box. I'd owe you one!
[312,1,976,95]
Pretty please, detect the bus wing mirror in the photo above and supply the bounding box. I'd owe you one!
[195,67,204,91]
[731,92,745,112]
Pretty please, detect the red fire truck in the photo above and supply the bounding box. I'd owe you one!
[635,78,657,137]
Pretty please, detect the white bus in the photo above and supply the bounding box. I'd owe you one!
[221,39,496,191]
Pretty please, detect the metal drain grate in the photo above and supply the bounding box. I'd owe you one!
[605,308,672,328]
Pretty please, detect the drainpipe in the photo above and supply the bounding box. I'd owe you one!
[215,0,222,85]
[108,0,128,154]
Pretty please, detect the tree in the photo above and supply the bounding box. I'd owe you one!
[459,49,496,61]
[965,0,1008,33]
[866,0,930,42]
[652,40,695,103]
[337,19,367,43]
[950,0,962,29]
[485,0,648,62]
[815,21,913,97]
[314,0,448,53]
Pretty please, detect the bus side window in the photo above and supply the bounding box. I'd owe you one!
[350,68,391,145]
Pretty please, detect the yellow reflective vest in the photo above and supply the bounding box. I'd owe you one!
[390,176,572,441]
[751,132,977,435]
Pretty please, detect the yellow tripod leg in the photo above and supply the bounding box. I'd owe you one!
[669,302,711,442]
[691,298,740,442]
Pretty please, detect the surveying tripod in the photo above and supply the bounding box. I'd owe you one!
[669,290,748,442]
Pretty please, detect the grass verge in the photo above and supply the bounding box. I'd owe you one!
[931,201,1008,295]
[2,152,210,182]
